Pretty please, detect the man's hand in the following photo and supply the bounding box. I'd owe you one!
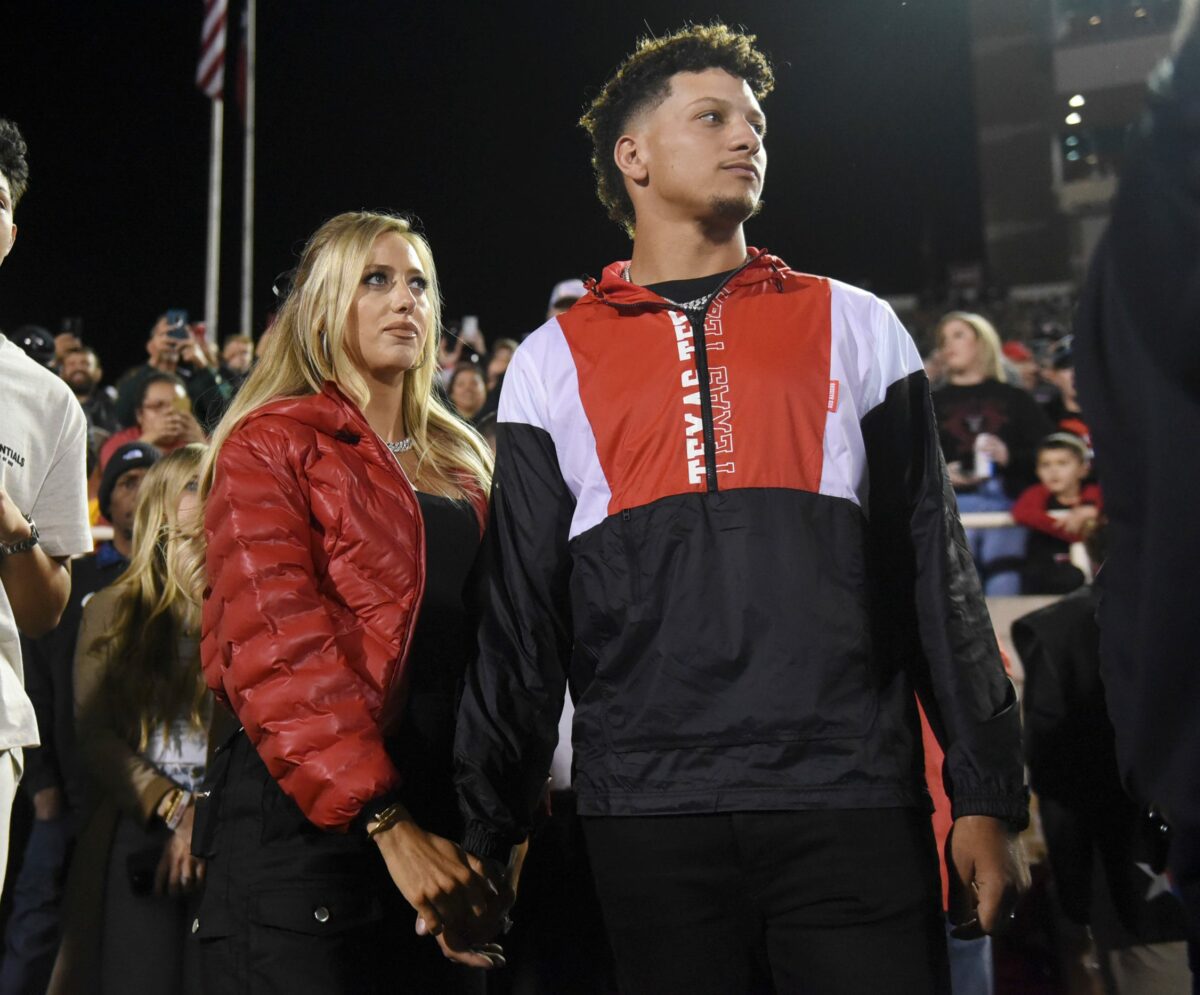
[947,815,1030,938]
[373,811,506,968]
[178,330,210,369]
[32,786,64,821]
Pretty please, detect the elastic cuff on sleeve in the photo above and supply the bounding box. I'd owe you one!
[951,789,1031,833]
[462,823,519,864]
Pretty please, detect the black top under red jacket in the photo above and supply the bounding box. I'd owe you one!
[455,252,1028,861]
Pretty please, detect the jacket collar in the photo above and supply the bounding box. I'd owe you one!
[583,247,790,311]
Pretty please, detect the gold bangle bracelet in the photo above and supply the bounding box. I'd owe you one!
[366,802,405,838]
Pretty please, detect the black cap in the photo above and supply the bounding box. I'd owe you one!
[13,325,55,368]
[99,442,162,520]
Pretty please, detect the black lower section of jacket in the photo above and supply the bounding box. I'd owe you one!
[568,486,927,815]
[456,371,1027,861]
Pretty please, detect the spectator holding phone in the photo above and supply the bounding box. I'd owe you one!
[99,374,204,472]
[49,445,233,995]
[114,314,232,432]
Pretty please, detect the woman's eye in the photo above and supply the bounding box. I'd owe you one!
[363,271,389,287]
[409,276,428,295]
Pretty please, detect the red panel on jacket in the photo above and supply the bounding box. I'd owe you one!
[560,255,832,514]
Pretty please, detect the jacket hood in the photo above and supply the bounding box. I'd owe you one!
[583,247,791,311]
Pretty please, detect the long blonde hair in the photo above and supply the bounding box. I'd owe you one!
[199,211,492,505]
[935,311,1005,382]
[91,445,209,753]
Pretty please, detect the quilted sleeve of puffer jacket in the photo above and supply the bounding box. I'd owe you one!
[202,417,402,830]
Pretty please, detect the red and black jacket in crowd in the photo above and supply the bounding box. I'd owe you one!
[456,251,1028,862]
[201,383,485,830]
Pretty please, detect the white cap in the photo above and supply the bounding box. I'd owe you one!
[548,278,587,311]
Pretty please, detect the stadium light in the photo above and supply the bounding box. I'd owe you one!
[1069,94,1086,108]
[1065,112,1083,126]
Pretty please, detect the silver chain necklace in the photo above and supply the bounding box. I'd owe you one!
[386,438,413,454]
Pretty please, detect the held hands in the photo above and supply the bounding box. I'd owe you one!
[155,801,205,896]
[373,810,511,969]
[946,815,1031,939]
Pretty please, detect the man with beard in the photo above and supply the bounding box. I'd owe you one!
[0,442,157,995]
[59,346,120,436]
[455,24,1029,994]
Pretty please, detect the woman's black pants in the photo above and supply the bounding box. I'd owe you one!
[191,731,483,995]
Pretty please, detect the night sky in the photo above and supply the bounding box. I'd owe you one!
[2,0,981,375]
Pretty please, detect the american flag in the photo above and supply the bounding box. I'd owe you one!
[196,0,228,100]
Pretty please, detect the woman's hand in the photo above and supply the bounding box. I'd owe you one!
[373,811,506,968]
[975,433,1010,468]
[154,803,205,896]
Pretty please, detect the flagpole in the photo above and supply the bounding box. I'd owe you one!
[239,0,256,337]
[205,97,224,345]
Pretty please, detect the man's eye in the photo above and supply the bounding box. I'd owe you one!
[751,122,767,137]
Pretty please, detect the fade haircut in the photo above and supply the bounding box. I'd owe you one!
[579,23,774,235]
[0,119,30,207]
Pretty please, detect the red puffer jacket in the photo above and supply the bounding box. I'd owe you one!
[202,382,485,830]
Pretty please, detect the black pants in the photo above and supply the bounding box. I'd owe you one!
[192,732,483,995]
[582,808,949,995]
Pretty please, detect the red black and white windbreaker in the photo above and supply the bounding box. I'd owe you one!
[456,251,1028,861]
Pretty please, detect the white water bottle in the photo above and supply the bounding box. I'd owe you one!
[974,434,994,480]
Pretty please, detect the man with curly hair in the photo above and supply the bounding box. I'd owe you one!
[0,117,92,896]
[456,25,1028,992]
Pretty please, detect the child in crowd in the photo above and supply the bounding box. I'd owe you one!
[1011,433,1102,594]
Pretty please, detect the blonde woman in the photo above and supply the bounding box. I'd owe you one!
[931,311,1052,594]
[196,212,505,994]
[50,444,235,995]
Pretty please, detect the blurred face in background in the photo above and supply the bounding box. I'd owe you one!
[222,338,254,373]
[449,366,487,419]
[938,319,983,377]
[1036,447,1088,499]
[176,474,200,527]
[108,467,148,541]
[61,349,103,398]
[486,346,514,389]
[138,380,189,439]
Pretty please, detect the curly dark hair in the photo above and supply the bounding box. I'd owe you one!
[0,118,30,208]
[579,23,774,235]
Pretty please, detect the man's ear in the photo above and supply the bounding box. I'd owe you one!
[614,134,649,185]
[0,223,15,263]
